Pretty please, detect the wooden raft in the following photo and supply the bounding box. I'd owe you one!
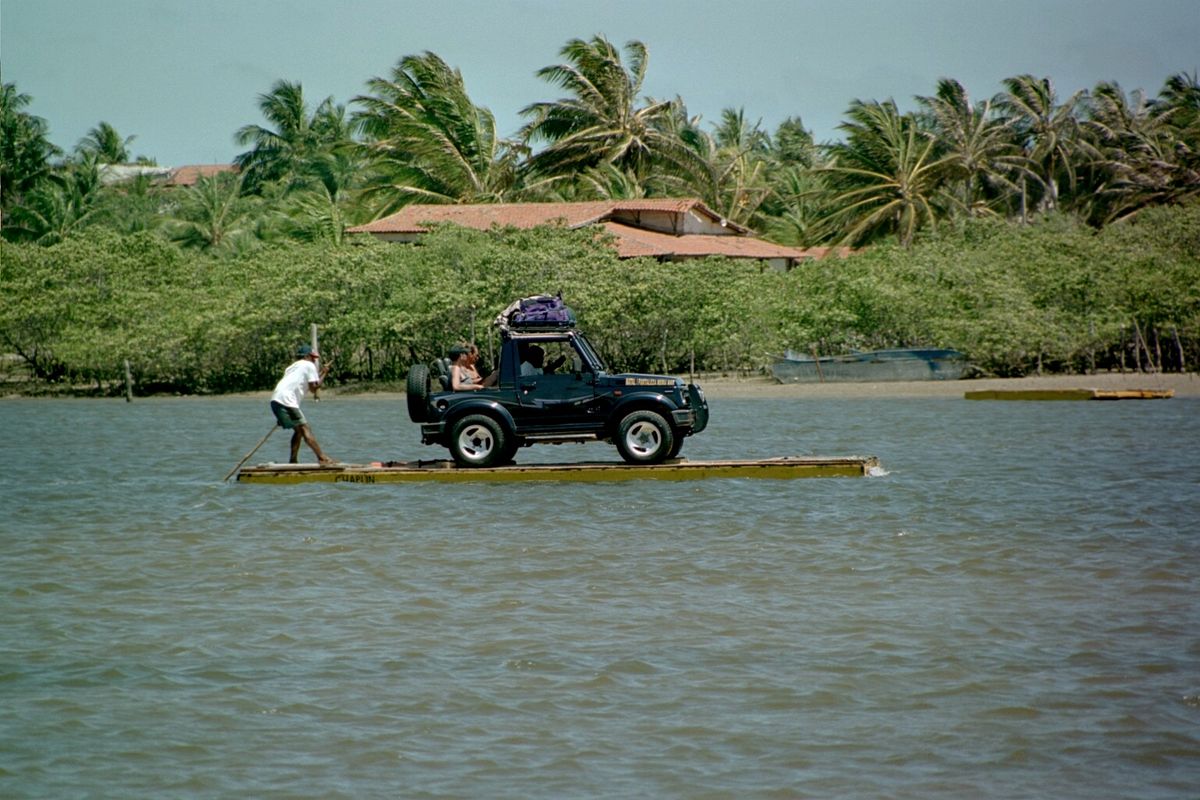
[236,456,881,485]
[964,388,1174,401]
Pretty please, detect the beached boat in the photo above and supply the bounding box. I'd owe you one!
[772,348,967,383]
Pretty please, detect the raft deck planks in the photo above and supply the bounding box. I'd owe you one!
[236,456,881,484]
[964,388,1174,401]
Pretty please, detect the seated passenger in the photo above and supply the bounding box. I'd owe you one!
[520,344,546,376]
[449,343,497,391]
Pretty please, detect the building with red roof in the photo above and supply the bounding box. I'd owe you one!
[347,198,840,270]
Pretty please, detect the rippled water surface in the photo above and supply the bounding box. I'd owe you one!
[3,394,1198,798]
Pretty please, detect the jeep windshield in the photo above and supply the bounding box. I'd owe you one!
[571,332,608,373]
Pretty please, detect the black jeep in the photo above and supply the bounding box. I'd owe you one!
[405,303,709,468]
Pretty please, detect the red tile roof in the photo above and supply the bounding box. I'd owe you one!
[343,198,818,261]
[599,222,811,260]
[346,198,747,235]
[165,164,238,187]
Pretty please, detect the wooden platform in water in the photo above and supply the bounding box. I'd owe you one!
[236,456,881,485]
[964,388,1174,401]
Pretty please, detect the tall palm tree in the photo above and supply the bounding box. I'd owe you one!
[822,99,953,247]
[916,78,1031,218]
[1,80,62,209]
[994,74,1086,213]
[668,107,773,226]
[75,121,136,163]
[1157,71,1200,132]
[234,80,352,193]
[354,51,521,213]
[1083,80,1199,221]
[519,36,687,181]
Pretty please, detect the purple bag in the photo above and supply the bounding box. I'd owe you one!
[504,294,576,328]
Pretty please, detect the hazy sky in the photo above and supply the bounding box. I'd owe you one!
[4,0,1198,166]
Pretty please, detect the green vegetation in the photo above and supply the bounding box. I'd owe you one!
[2,41,1198,392]
[3,206,1196,394]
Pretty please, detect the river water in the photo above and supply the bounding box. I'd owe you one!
[3,393,1198,798]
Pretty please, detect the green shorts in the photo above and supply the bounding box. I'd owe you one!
[270,401,307,430]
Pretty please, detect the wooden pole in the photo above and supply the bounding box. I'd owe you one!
[811,346,825,383]
[311,323,321,401]
[223,427,276,482]
[1172,325,1185,373]
[123,359,133,402]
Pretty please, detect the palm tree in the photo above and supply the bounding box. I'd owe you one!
[166,171,262,252]
[770,116,819,169]
[994,75,1086,214]
[1082,80,1199,221]
[916,78,1031,218]
[354,51,521,213]
[4,156,103,244]
[279,147,364,243]
[75,121,136,163]
[1,80,62,209]
[519,36,688,181]
[1157,71,1200,132]
[822,99,953,247]
[234,80,352,193]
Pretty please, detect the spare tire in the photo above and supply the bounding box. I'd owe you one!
[406,363,431,422]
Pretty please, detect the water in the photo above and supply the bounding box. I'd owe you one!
[3,394,1198,799]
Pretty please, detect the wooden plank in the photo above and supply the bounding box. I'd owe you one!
[236,456,881,485]
[964,388,1174,401]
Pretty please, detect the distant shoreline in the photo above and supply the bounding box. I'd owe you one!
[3,371,1196,400]
[691,371,1200,399]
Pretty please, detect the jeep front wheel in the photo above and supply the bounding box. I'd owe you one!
[449,414,508,468]
[615,410,674,464]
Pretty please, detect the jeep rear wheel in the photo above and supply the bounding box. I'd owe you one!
[449,414,508,468]
[406,364,431,423]
[615,410,674,464]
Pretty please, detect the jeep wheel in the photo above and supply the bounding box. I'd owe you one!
[449,414,508,468]
[667,435,685,459]
[615,410,674,464]
[406,364,431,423]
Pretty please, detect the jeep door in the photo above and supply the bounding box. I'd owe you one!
[513,338,603,433]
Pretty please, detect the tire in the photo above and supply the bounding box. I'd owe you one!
[614,410,674,464]
[406,364,430,423]
[449,414,508,468]
[667,435,685,459]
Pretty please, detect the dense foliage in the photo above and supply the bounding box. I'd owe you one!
[3,205,1196,394]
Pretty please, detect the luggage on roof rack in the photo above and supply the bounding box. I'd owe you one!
[496,293,576,331]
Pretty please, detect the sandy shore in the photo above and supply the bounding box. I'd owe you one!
[690,371,1200,399]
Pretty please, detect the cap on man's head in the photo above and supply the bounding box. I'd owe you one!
[297,344,318,358]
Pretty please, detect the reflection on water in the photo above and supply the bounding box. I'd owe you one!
[3,395,1199,798]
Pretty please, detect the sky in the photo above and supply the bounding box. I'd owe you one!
[3,0,1198,167]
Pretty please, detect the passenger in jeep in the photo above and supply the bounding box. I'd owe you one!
[449,344,496,391]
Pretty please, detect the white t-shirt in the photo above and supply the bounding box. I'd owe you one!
[520,361,543,376]
[271,359,319,408]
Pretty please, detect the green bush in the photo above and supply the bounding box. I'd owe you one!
[2,205,1198,394]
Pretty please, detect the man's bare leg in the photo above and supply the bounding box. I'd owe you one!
[289,429,303,463]
[299,424,334,464]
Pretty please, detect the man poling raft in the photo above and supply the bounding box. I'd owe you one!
[269,344,334,465]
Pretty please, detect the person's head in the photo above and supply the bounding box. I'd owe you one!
[297,344,320,362]
[526,344,545,367]
[449,344,471,363]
